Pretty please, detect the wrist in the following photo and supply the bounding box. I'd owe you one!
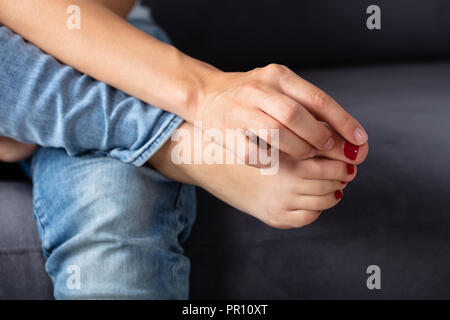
[176,52,223,123]
[138,44,222,124]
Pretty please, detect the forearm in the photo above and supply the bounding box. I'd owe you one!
[94,0,136,19]
[0,0,219,122]
[0,25,182,166]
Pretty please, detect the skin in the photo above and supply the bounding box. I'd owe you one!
[0,122,368,229]
[94,0,136,18]
[0,0,369,164]
[149,123,368,229]
[0,137,36,163]
[0,0,370,229]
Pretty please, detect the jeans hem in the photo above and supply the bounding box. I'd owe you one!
[129,115,183,166]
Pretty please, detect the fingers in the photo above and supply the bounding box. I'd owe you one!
[317,138,369,166]
[277,69,369,146]
[315,125,369,165]
[297,158,358,182]
[254,88,335,152]
[236,108,315,161]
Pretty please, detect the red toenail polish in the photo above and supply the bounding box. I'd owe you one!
[341,181,346,185]
[344,141,359,160]
[335,190,343,200]
[347,164,355,175]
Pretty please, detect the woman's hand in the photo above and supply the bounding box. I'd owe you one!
[194,64,368,164]
[0,2,367,165]
[0,137,36,162]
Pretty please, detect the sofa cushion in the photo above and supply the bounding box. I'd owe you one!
[0,163,28,181]
[146,0,450,70]
[2,62,450,299]
[0,182,53,299]
[185,61,450,299]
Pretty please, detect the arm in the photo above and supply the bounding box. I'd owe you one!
[94,0,136,19]
[0,0,174,162]
[0,0,213,123]
[0,24,181,166]
[0,0,368,163]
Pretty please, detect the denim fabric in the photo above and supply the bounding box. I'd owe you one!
[7,6,197,299]
[0,14,181,166]
[31,147,196,299]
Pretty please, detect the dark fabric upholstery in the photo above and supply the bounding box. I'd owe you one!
[1,61,450,300]
[1,0,450,299]
[0,182,53,299]
[185,62,450,299]
[0,163,28,181]
[145,0,450,70]
[1,61,450,299]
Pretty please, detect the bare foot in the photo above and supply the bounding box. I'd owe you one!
[149,122,363,229]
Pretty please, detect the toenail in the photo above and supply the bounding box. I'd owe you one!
[347,164,355,175]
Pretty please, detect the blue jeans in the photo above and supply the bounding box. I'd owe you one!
[1,6,197,298]
[32,147,196,299]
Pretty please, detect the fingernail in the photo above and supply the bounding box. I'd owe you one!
[324,137,334,150]
[347,164,355,175]
[334,190,343,200]
[308,148,317,158]
[353,128,368,143]
[341,181,347,185]
[344,141,359,160]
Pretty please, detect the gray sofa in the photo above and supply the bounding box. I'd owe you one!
[1,0,450,299]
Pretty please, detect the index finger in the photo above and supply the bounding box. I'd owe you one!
[278,72,368,145]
